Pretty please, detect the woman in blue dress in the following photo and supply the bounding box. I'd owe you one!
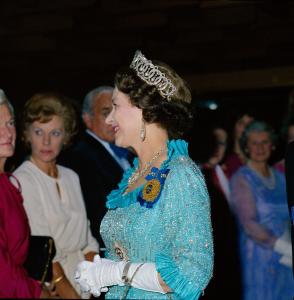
[230,121,293,300]
[75,50,213,299]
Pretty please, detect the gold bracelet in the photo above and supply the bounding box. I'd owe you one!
[53,275,64,285]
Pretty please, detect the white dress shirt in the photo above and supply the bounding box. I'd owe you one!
[86,129,131,171]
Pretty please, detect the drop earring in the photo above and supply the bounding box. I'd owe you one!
[140,120,146,142]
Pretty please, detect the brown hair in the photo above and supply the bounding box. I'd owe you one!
[115,61,193,139]
[21,92,77,148]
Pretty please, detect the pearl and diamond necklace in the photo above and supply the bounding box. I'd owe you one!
[128,147,166,186]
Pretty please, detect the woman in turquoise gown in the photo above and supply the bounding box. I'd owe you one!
[75,50,213,300]
[230,121,293,300]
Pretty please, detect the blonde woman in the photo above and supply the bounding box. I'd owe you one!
[14,93,99,299]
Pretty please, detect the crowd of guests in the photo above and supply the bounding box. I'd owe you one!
[0,49,293,300]
[1,51,214,300]
[193,110,294,300]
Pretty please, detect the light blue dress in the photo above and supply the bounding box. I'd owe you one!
[230,166,294,300]
[100,139,213,300]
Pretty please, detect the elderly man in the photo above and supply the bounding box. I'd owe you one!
[59,86,131,250]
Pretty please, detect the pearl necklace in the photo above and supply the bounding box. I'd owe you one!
[247,161,276,190]
[128,147,166,186]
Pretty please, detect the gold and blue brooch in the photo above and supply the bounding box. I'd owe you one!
[138,167,170,208]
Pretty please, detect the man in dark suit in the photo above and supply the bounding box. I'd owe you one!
[59,86,131,250]
[285,139,294,274]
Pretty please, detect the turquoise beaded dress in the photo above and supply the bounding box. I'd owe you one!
[100,140,213,300]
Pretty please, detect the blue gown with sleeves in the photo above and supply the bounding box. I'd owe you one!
[230,166,294,300]
[100,139,213,300]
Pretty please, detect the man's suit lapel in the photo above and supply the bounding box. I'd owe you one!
[82,132,124,181]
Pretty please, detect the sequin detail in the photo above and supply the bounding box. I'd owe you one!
[100,140,213,300]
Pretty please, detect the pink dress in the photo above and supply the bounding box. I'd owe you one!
[0,173,41,298]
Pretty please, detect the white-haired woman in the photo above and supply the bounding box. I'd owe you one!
[230,121,293,300]
[0,90,51,298]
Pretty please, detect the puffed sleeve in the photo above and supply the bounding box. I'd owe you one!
[82,219,100,254]
[13,170,65,263]
[72,174,99,254]
[155,158,213,300]
[15,172,48,233]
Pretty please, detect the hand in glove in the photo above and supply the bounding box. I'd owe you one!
[279,254,292,268]
[274,232,292,257]
[75,254,164,297]
[75,255,125,297]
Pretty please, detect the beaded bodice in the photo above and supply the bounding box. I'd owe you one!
[100,139,213,300]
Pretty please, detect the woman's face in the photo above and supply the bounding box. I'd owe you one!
[27,115,66,164]
[105,87,142,148]
[246,131,272,163]
[0,104,16,161]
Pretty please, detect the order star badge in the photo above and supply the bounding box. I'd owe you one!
[138,167,170,208]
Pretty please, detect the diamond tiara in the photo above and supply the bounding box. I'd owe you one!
[130,50,177,101]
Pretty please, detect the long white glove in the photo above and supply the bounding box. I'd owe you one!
[279,254,292,267]
[274,231,292,257]
[274,229,293,268]
[75,255,164,297]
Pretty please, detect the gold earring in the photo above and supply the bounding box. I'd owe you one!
[140,120,146,141]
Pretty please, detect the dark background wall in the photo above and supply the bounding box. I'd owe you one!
[1,0,294,167]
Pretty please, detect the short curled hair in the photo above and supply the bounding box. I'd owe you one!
[82,86,114,116]
[21,92,78,149]
[240,121,277,157]
[0,89,14,116]
[114,61,193,139]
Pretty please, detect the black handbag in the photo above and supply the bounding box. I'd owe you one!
[24,235,56,284]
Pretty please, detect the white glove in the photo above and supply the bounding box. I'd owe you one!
[274,233,293,268]
[75,255,165,297]
[274,235,292,257]
[279,254,292,268]
[75,255,125,297]
[125,262,164,293]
